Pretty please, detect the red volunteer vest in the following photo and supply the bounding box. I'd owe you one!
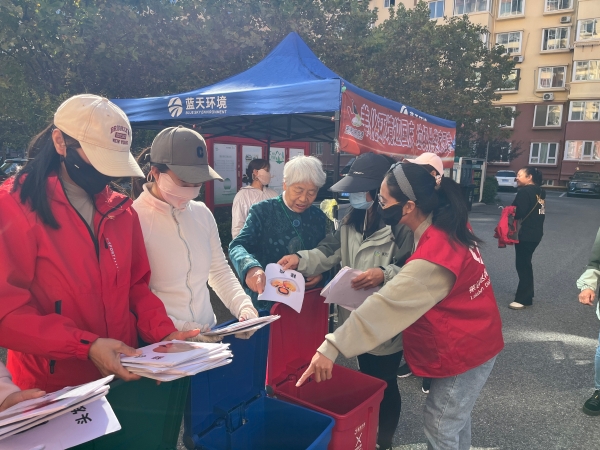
[403,225,504,378]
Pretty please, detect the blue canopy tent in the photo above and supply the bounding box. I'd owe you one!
[112,32,454,145]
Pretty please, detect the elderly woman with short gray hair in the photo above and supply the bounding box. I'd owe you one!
[229,155,328,310]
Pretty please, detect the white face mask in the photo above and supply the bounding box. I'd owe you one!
[255,168,271,186]
[156,173,201,209]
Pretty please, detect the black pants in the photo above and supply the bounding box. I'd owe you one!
[514,241,540,305]
[357,350,403,447]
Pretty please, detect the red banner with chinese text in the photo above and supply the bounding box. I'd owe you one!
[339,89,456,169]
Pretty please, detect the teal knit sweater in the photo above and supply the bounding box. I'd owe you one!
[229,195,327,310]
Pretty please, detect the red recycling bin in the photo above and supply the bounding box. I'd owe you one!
[267,289,386,450]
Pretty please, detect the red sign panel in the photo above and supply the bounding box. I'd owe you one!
[339,89,456,169]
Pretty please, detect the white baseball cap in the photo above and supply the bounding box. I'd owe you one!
[54,94,144,178]
[405,153,444,176]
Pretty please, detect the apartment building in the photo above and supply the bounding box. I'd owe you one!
[370,0,600,186]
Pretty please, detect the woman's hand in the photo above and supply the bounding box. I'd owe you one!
[88,338,142,382]
[245,267,266,294]
[235,306,259,339]
[178,322,222,343]
[305,274,323,290]
[579,288,595,306]
[0,389,46,412]
[350,268,384,290]
[278,254,300,271]
[296,352,333,387]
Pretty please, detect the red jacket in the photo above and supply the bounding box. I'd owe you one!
[493,206,519,248]
[403,226,504,378]
[0,176,176,392]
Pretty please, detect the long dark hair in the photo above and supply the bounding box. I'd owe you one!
[521,166,543,186]
[342,189,383,237]
[12,123,79,229]
[385,163,481,248]
[243,158,269,184]
[131,147,169,199]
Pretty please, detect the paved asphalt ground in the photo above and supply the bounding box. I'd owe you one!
[2,190,598,449]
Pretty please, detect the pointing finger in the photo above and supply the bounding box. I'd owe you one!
[296,364,315,387]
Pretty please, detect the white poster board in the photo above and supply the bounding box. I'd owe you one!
[258,264,306,313]
[242,145,263,185]
[289,148,305,160]
[269,147,286,195]
[213,143,237,205]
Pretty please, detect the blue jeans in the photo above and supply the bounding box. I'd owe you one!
[423,356,497,450]
[595,329,600,390]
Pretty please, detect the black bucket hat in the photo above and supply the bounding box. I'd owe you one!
[330,153,395,193]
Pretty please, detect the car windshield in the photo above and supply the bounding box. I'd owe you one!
[496,171,516,177]
[572,172,600,181]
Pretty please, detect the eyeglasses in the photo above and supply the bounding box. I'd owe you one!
[378,193,400,209]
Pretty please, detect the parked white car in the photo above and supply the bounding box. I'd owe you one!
[495,170,517,190]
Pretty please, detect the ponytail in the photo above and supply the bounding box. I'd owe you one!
[432,177,482,248]
[13,123,69,229]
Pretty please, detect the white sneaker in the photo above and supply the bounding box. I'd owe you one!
[508,302,528,310]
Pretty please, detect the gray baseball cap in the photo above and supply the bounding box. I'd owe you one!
[150,126,223,183]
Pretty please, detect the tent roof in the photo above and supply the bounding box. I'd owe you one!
[112,32,454,143]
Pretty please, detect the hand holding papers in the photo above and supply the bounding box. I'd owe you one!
[257,263,305,313]
[121,341,233,382]
[0,375,116,443]
[201,315,280,338]
[320,267,380,311]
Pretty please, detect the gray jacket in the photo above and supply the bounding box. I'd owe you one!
[298,221,413,355]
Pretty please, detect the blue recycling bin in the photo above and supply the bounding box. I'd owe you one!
[183,316,334,450]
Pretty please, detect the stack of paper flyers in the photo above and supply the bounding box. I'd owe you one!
[121,340,233,382]
[320,266,379,311]
[201,315,280,337]
[0,375,119,445]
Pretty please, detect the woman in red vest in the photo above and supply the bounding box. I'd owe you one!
[297,161,504,450]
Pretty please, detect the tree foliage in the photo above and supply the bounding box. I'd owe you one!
[357,2,517,156]
[0,0,515,158]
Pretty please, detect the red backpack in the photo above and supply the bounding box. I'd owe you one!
[494,205,519,248]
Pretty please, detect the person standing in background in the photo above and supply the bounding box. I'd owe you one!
[231,159,277,239]
[509,167,546,310]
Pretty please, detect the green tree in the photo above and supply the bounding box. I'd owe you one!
[358,2,517,156]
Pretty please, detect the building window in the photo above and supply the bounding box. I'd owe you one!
[578,19,599,41]
[533,104,562,127]
[496,32,522,55]
[454,0,490,15]
[573,60,600,81]
[496,106,516,127]
[565,141,600,160]
[544,0,572,12]
[530,143,558,165]
[315,142,323,155]
[541,180,555,186]
[538,66,566,89]
[498,69,520,91]
[429,1,444,18]
[542,27,570,50]
[384,0,396,7]
[480,32,490,49]
[498,0,524,17]
[569,101,600,121]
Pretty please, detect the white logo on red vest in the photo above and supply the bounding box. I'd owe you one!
[105,238,120,271]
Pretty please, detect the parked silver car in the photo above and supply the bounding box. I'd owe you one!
[495,170,517,191]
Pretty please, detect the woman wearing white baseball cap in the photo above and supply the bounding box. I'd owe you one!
[0,94,198,393]
[131,127,258,341]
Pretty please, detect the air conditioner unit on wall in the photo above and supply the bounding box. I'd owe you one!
[560,16,571,23]
[543,93,554,101]
[513,56,524,63]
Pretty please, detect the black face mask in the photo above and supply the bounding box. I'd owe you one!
[62,147,112,196]
[377,202,405,226]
